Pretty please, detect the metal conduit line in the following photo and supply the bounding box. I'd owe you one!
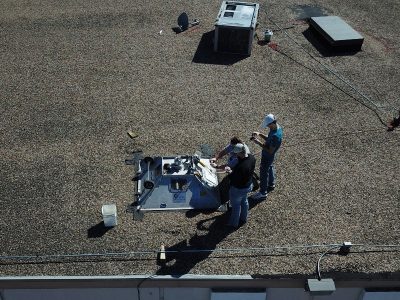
[0,251,156,261]
[1,243,399,262]
[268,17,383,110]
[353,244,400,248]
[270,46,387,125]
[315,243,400,280]
[267,17,396,125]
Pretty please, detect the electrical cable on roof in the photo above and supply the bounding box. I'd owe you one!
[273,45,388,126]
[355,244,400,248]
[266,17,397,126]
[1,243,399,263]
[266,45,386,124]
[316,245,341,280]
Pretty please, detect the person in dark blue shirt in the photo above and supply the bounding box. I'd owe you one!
[227,143,256,228]
[249,113,283,200]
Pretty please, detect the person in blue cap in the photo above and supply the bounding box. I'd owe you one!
[249,113,283,200]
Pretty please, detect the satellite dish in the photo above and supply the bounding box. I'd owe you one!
[177,12,189,31]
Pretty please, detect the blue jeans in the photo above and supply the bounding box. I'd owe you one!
[259,154,276,195]
[228,184,253,227]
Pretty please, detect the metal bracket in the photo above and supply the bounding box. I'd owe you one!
[133,208,144,221]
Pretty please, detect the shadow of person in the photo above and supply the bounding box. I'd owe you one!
[156,212,235,275]
[156,173,265,275]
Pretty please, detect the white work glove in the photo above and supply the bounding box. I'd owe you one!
[225,166,232,174]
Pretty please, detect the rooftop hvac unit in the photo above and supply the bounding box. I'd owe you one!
[214,1,259,55]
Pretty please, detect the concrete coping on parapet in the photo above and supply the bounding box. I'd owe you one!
[1,274,399,289]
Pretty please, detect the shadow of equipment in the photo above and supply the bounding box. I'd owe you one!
[302,27,361,57]
[192,30,248,65]
[87,221,112,238]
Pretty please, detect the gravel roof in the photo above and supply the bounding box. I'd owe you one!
[1,0,399,278]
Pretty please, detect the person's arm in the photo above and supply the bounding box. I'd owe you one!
[210,146,230,169]
[213,163,228,170]
[216,148,228,160]
[258,133,268,141]
[211,147,229,162]
[252,131,267,141]
[251,136,277,155]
